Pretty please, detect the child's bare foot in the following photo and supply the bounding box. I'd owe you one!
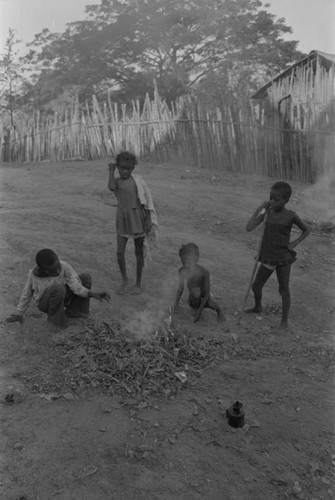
[271,322,289,334]
[217,310,225,323]
[192,310,201,322]
[244,306,262,314]
[47,320,66,333]
[117,282,128,295]
[130,285,142,295]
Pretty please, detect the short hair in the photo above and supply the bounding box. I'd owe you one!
[35,249,59,268]
[271,181,292,201]
[179,242,200,259]
[115,151,137,166]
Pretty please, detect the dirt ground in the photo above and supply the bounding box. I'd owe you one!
[0,159,334,500]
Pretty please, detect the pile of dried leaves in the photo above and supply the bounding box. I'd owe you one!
[54,321,224,399]
[23,318,335,403]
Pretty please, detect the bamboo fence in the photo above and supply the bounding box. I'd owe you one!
[1,71,334,182]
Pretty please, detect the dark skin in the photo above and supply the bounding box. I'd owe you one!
[6,257,110,324]
[173,253,224,323]
[108,158,150,295]
[245,188,310,330]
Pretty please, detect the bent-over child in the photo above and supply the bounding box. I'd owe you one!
[108,151,158,295]
[6,248,110,327]
[173,243,224,323]
[245,181,310,330]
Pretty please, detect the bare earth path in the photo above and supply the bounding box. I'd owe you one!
[0,160,334,499]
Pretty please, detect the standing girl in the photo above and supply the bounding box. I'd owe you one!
[108,151,158,295]
[245,181,310,330]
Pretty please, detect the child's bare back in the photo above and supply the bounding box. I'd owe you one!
[180,263,208,296]
[173,243,224,323]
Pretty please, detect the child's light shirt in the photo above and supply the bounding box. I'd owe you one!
[17,260,90,314]
[132,174,158,226]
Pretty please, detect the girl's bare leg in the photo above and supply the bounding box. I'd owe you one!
[116,235,128,294]
[132,236,145,294]
[276,264,291,329]
[245,265,273,313]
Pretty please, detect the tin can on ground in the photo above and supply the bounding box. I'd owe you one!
[226,401,245,428]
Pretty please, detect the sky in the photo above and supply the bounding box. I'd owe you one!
[0,0,334,56]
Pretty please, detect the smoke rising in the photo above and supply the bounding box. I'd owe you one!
[300,171,335,223]
[122,271,177,339]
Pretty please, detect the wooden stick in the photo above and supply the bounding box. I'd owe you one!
[241,210,268,313]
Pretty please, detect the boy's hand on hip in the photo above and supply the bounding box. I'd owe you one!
[6,314,23,324]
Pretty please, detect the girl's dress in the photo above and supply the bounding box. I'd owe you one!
[115,176,148,238]
[259,209,297,267]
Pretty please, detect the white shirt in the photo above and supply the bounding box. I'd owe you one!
[17,260,90,314]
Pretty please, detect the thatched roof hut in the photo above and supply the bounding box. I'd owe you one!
[252,50,335,130]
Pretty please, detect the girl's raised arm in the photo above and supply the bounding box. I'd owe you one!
[108,161,118,191]
[246,201,270,232]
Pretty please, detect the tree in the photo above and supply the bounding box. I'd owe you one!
[21,0,304,107]
[0,29,25,124]
[21,2,147,107]
[194,1,305,103]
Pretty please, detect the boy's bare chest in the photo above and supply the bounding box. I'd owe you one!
[182,267,205,287]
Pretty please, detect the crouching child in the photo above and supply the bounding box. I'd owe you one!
[6,248,110,328]
[173,243,224,323]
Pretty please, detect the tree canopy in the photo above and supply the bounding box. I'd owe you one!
[0,29,26,123]
[6,0,305,109]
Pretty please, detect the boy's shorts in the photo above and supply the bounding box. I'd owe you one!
[261,262,276,271]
